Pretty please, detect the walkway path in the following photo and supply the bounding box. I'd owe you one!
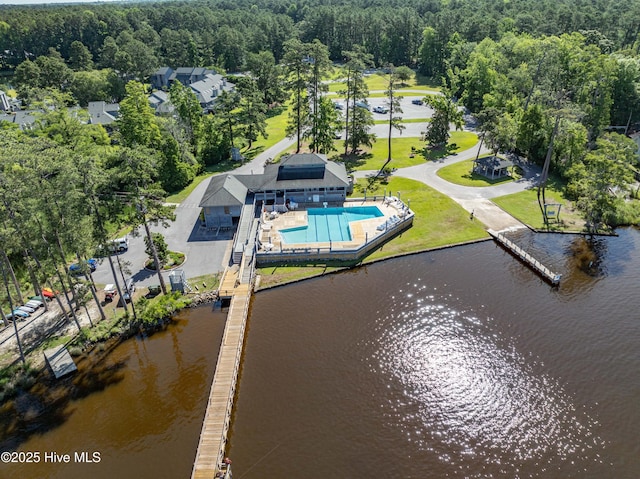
[353,142,540,232]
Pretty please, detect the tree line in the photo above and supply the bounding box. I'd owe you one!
[1,0,640,74]
[0,86,185,357]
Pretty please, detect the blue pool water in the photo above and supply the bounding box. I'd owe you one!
[280,206,384,244]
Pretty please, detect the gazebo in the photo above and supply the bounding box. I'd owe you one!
[473,155,513,179]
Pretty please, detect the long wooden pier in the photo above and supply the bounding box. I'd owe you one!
[191,268,252,479]
[488,229,561,285]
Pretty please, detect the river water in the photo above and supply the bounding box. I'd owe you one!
[1,229,639,479]
[229,228,640,479]
[0,306,227,479]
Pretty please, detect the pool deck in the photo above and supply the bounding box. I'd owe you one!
[258,199,409,252]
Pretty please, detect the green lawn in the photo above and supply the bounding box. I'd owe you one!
[339,131,478,172]
[436,157,518,187]
[257,176,488,286]
[366,91,439,99]
[359,177,489,260]
[257,265,345,288]
[240,104,291,160]
[492,177,585,231]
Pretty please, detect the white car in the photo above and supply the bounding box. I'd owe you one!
[373,105,388,114]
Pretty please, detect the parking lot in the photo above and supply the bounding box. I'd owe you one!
[90,178,233,295]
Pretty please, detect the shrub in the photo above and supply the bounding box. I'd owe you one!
[136,292,191,329]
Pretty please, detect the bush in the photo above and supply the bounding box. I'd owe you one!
[611,199,640,226]
[136,292,191,329]
[0,362,37,401]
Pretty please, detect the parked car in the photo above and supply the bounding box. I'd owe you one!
[18,305,35,314]
[12,309,30,318]
[373,105,389,114]
[119,278,136,305]
[411,98,424,105]
[41,288,56,299]
[101,284,118,305]
[333,101,344,110]
[25,299,44,309]
[355,100,370,110]
[109,237,129,253]
[69,258,98,274]
[97,237,129,256]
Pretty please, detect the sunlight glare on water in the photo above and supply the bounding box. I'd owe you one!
[369,281,606,477]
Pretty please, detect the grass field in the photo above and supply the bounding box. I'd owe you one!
[256,176,488,287]
[492,177,585,231]
[436,157,519,187]
[326,70,440,93]
[336,131,478,171]
[240,103,291,160]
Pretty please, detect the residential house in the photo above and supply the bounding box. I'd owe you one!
[150,66,216,90]
[150,67,174,90]
[88,101,120,125]
[148,71,235,113]
[147,91,174,115]
[0,109,37,129]
[189,73,235,111]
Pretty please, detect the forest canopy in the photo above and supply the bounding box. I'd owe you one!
[1,0,640,72]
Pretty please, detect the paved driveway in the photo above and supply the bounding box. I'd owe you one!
[91,178,234,289]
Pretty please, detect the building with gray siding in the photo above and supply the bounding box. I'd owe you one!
[199,153,352,228]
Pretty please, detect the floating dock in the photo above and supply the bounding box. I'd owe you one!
[43,345,77,378]
[488,229,561,285]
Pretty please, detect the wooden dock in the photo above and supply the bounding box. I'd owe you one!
[217,266,239,300]
[43,345,77,378]
[191,276,252,479]
[488,229,561,285]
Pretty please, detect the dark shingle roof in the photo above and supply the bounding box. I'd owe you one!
[199,175,248,208]
[474,155,513,170]
[200,154,350,208]
[237,153,350,191]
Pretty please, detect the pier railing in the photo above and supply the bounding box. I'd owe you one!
[191,281,252,479]
[489,229,561,285]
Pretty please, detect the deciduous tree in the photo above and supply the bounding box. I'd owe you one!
[423,94,463,148]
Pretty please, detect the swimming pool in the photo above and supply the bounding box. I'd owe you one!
[280,206,384,244]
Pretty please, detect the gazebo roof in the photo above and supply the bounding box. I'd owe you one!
[474,155,513,170]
